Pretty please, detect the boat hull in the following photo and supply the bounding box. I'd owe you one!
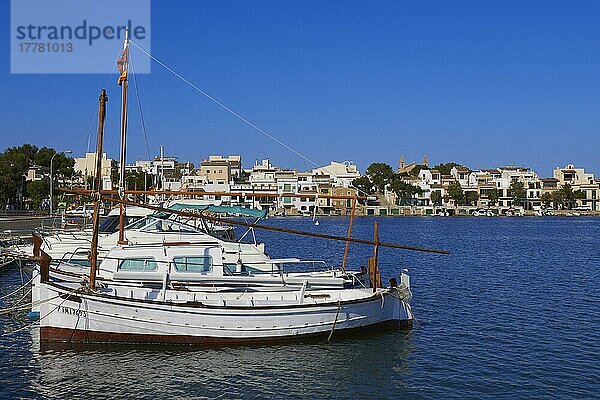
[40,319,411,345]
[39,283,413,344]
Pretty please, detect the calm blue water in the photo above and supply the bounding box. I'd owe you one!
[1,217,599,399]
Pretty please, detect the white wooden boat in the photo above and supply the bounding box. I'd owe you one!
[35,241,413,344]
[29,32,446,345]
[20,210,249,264]
[38,280,412,344]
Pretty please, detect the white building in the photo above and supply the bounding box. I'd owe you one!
[74,152,114,178]
[553,164,600,210]
[312,161,360,188]
[494,166,541,210]
[276,171,299,213]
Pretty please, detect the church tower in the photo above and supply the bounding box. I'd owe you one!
[422,153,429,167]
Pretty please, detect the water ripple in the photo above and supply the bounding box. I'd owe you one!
[1,217,599,399]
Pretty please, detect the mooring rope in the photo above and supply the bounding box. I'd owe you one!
[0,274,35,301]
[1,286,81,337]
[327,300,342,343]
[0,290,62,316]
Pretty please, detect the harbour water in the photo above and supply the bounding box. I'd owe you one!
[1,217,598,399]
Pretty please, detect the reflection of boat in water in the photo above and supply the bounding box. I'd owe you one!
[30,326,413,398]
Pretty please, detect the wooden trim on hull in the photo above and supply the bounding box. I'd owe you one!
[44,280,397,311]
[41,319,413,345]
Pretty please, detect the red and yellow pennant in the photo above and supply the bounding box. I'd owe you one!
[117,48,128,86]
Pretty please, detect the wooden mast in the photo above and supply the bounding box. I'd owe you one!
[367,220,381,292]
[373,220,381,289]
[341,195,357,272]
[89,89,108,290]
[117,28,130,245]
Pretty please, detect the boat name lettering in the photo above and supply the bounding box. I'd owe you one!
[59,306,87,318]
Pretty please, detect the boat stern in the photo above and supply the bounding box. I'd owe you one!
[392,269,413,330]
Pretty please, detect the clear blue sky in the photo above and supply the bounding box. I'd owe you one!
[1,0,599,177]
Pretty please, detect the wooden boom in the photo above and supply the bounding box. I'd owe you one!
[84,194,449,255]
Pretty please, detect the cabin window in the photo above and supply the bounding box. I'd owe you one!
[99,216,120,233]
[173,256,212,273]
[118,258,158,272]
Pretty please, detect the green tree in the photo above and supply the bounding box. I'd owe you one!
[33,147,74,177]
[352,163,395,195]
[486,189,499,206]
[553,190,567,209]
[509,181,526,207]
[432,162,462,176]
[559,184,585,210]
[465,191,479,206]
[365,163,394,193]
[541,191,554,209]
[25,178,50,209]
[430,191,442,206]
[447,181,464,205]
[352,175,374,195]
[389,177,422,205]
[0,146,31,208]
[573,188,586,207]
[0,144,75,209]
[406,164,425,177]
[125,171,152,191]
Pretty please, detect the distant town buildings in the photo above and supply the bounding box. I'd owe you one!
[74,152,115,179]
[73,152,115,190]
[65,150,600,216]
[553,164,600,211]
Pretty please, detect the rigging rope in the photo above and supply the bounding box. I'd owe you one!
[0,289,64,316]
[128,40,370,198]
[0,288,34,315]
[83,49,122,189]
[129,50,152,160]
[130,40,319,167]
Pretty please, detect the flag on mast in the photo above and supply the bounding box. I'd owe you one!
[117,47,128,86]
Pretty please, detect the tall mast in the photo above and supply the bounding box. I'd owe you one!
[160,144,164,190]
[89,89,108,290]
[117,28,130,244]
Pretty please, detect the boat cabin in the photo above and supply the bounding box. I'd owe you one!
[106,243,225,282]
[97,242,349,290]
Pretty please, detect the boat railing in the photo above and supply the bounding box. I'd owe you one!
[61,246,92,264]
[232,259,331,276]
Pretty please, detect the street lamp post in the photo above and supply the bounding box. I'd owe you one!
[49,150,72,215]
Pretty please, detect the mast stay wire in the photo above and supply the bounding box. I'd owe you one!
[129,50,152,160]
[128,40,370,199]
[82,49,123,190]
